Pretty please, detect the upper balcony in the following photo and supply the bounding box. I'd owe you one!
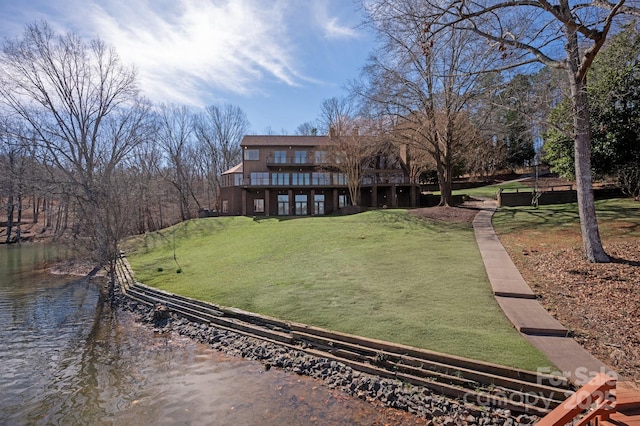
[240,171,415,188]
[266,155,328,168]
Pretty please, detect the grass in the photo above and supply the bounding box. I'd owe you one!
[124,209,551,371]
[451,181,531,199]
[493,198,640,240]
[492,198,640,278]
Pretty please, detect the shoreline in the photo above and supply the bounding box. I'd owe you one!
[112,286,537,426]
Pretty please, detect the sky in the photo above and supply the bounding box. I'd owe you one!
[0,0,376,134]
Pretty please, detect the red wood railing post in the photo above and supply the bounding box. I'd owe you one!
[537,373,616,426]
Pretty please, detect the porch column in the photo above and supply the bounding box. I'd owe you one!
[333,189,338,213]
[391,184,397,208]
[288,189,293,215]
[310,189,316,215]
[410,185,417,207]
[265,189,270,216]
[371,185,378,208]
[241,190,247,216]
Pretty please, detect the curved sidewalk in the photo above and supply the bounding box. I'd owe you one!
[472,199,614,384]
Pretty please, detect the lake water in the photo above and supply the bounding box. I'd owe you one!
[0,244,426,425]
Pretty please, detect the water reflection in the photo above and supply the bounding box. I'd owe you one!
[0,245,426,425]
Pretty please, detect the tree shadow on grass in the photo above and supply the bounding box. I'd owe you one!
[253,215,308,223]
[496,199,640,233]
[496,204,579,232]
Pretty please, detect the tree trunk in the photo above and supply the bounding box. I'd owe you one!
[32,195,39,223]
[6,194,14,244]
[45,197,51,228]
[15,193,22,243]
[565,22,610,263]
[435,141,454,207]
[348,179,360,207]
[436,172,453,206]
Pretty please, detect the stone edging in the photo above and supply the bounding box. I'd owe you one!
[112,284,538,426]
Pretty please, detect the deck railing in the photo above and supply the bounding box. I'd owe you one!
[537,373,616,426]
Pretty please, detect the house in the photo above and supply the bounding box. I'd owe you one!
[219,135,419,216]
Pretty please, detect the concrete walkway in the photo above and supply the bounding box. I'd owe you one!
[472,199,615,384]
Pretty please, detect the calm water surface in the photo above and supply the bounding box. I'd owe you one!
[0,244,425,425]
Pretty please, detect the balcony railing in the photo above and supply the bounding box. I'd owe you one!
[243,178,343,187]
[242,174,415,187]
[266,155,327,167]
[361,175,413,185]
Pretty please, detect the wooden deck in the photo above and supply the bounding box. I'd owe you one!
[604,382,640,426]
[538,377,640,426]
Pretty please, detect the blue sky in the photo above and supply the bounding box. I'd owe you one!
[0,0,376,134]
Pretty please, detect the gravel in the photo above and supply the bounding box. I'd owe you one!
[114,289,539,425]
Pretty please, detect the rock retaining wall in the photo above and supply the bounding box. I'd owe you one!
[114,287,537,426]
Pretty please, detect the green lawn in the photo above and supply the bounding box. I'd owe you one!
[451,181,530,199]
[493,198,640,238]
[124,209,551,371]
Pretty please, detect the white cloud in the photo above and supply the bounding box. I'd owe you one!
[310,1,360,40]
[43,0,304,105]
[323,17,359,40]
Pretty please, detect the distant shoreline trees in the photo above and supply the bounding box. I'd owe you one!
[0,22,249,298]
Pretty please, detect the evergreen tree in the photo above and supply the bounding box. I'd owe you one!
[543,25,640,180]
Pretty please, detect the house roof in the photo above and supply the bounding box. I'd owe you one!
[221,163,243,175]
[240,135,331,147]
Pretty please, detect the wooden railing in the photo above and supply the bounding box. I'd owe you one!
[537,373,616,426]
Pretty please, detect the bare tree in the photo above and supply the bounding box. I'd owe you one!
[0,21,152,295]
[156,104,201,221]
[358,0,499,206]
[411,0,640,261]
[328,126,381,208]
[295,121,319,136]
[193,103,248,209]
[401,142,433,184]
[0,121,29,243]
[320,98,382,207]
[318,97,355,136]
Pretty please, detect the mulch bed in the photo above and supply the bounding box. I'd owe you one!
[411,198,640,383]
[507,240,640,382]
[409,203,483,224]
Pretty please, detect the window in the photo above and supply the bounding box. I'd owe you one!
[254,199,264,213]
[250,172,269,185]
[233,174,243,186]
[333,173,347,185]
[292,173,310,186]
[389,174,404,184]
[312,172,330,185]
[244,149,259,160]
[294,151,307,164]
[314,151,327,164]
[274,150,287,163]
[314,194,325,215]
[277,195,289,215]
[272,173,289,186]
[295,194,307,215]
[338,194,348,209]
[222,200,229,213]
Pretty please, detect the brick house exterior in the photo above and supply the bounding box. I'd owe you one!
[219,135,419,216]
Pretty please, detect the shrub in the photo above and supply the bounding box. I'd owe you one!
[618,163,640,201]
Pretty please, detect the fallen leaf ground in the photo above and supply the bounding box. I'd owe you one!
[500,233,640,382]
[411,179,640,383]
